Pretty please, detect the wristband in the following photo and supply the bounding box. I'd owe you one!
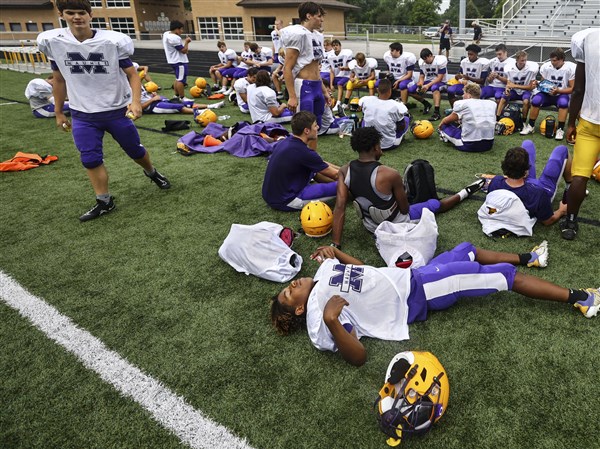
[330,243,341,250]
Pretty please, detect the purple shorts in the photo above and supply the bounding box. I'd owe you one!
[531,92,570,109]
[170,63,188,83]
[447,83,465,97]
[407,81,445,94]
[481,86,506,100]
[503,90,532,101]
[218,67,238,78]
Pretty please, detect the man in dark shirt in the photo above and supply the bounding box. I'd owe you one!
[472,21,483,44]
[438,20,454,59]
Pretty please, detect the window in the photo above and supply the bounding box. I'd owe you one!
[26,23,39,32]
[222,17,243,40]
[89,0,103,6]
[198,17,219,39]
[91,18,108,29]
[106,0,131,7]
[10,23,23,32]
[110,17,135,37]
[42,23,54,31]
[0,24,5,32]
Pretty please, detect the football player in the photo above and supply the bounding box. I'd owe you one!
[561,28,600,240]
[246,42,274,73]
[343,52,378,103]
[270,241,599,366]
[408,48,448,121]
[481,44,515,102]
[25,75,71,118]
[497,50,539,122]
[271,19,284,64]
[520,48,576,140]
[247,71,292,123]
[319,38,334,84]
[382,42,427,110]
[446,44,489,107]
[209,41,238,95]
[233,67,259,114]
[232,41,253,79]
[162,20,191,101]
[327,39,353,111]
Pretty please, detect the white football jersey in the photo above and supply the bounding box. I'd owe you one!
[359,96,408,149]
[238,49,253,69]
[162,31,188,64]
[418,55,448,82]
[539,60,576,89]
[24,78,53,109]
[280,25,325,78]
[327,48,353,77]
[383,51,417,80]
[271,29,282,53]
[247,84,279,123]
[321,49,334,72]
[218,48,238,67]
[233,77,251,107]
[487,56,516,87]
[452,98,497,142]
[506,60,539,94]
[37,28,134,113]
[140,86,154,103]
[305,258,410,352]
[571,28,600,124]
[349,57,378,80]
[459,57,490,80]
[252,48,273,64]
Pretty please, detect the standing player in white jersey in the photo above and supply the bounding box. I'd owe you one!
[447,44,489,107]
[561,28,600,241]
[481,44,515,102]
[408,48,448,121]
[497,50,538,124]
[280,2,336,146]
[162,20,192,101]
[38,0,170,222]
[24,75,71,118]
[520,48,575,140]
[271,19,284,65]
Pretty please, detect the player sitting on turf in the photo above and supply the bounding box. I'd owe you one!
[270,242,599,366]
[247,70,292,124]
[25,75,71,118]
[233,67,258,114]
[330,127,485,248]
[484,141,571,228]
[382,42,426,111]
[140,84,224,114]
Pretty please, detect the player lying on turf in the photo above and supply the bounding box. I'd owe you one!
[270,243,599,366]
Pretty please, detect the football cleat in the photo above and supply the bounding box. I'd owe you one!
[429,112,441,121]
[422,101,432,114]
[519,123,534,135]
[79,196,115,222]
[527,240,549,268]
[574,288,600,318]
[560,217,578,240]
[464,178,486,196]
[145,170,171,189]
[555,129,565,140]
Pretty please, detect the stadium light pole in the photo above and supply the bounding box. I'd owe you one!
[459,0,466,34]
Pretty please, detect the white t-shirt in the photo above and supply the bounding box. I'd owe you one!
[37,28,133,113]
[571,27,600,124]
[327,48,353,77]
[218,48,238,67]
[383,51,417,80]
[506,60,539,95]
[538,60,576,90]
[247,84,279,122]
[25,78,53,109]
[234,77,251,107]
[459,57,490,80]
[418,55,448,82]
[349,57,378,80]
[487,56,516,87]
[305,258,410,352]
[359,96,409,149]
[453,98,496,142]
[280,25,325,78]
[162,31,188,64]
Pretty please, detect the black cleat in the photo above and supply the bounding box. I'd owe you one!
[429,112,441,121]
[79,196,115,222]
[560,217,578,240]
[145,170,171,189]
[422,101,432,114]
[465,178,486,196]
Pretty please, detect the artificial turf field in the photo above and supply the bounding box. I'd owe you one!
[1,68,599,449]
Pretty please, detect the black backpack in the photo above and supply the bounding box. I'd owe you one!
[500,103,523,131]
[403,159,439,204]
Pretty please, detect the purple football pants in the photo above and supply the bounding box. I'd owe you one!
[531,92,570,109]
[407,242,517,323]
[522,139,568,201]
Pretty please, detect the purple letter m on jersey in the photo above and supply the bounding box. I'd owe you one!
[329,264,364,293]
[65,52,109,74]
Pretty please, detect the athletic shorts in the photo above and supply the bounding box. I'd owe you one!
[571,117,600,177]
[170,63,188,83]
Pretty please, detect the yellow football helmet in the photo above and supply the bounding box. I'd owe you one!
[410,120,434,139]
[195,77,207,89]
[144,81,159,93]
[138,69,146,79]
[190,86,203,98]
[349,97,361,112]
[300,201,333,237]
[375,351,449,447]
[195,109,217,127]
[497,117,515,135]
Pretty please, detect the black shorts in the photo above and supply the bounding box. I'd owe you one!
[439,39,451,51]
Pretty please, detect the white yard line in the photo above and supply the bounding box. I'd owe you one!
[0,270,254,449]
[0,102,19,106]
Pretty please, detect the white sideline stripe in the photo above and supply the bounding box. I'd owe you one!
[0,271,254,449]
[0,102,19,106]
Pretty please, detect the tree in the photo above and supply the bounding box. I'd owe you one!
[409,0,443,26]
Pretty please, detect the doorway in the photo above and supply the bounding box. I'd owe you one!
[253,16,275,41]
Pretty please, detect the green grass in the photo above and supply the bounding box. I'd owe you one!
[1,68,599,449]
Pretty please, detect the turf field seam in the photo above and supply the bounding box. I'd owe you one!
[0,270,254,449]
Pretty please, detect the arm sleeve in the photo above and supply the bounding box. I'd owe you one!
[280,28,303,52]
[117,34,134,59]
[263,90,279,107]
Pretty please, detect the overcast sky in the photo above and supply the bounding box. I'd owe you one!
[439,0,451,13]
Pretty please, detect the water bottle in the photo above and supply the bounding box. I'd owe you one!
[218,115,231,121]
[338,120,354,138]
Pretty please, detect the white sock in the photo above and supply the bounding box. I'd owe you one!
[457,189,468,201]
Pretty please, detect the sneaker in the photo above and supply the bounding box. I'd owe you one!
[574,288,600,318]
[208,100,225,109]
[212,84,220,91]
[223,87,233,95]
[438,129,449,143]
[217,87,227,94]
[169,96,183,104]
[555,128,565,140]
[337,104,347,118]
[559,217,578,240]
[332,101,340,113]
[422,101,432,114]
[520,123,534,135]
[527,240,549,268]
[145,170,171,189]
[464,178,486,196]
[79,196,115,222]
[429,112,441,121]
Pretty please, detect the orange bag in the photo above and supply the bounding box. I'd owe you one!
[0,152,58,172]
